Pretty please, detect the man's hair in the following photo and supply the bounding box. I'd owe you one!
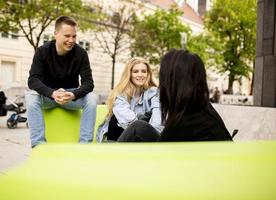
[55,16,77,30]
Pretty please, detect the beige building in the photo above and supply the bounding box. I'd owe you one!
[0,0,213,101]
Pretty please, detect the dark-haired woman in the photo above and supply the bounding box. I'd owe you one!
[118,49,232,142]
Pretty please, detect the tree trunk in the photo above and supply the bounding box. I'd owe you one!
[227,73,235,94]
[249,61,255,95]
[33,44,38,52]
[111,56,116,89]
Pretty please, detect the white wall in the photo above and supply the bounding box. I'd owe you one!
[213,104,276,141]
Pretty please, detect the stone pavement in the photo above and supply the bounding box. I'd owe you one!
[0,115,31,175]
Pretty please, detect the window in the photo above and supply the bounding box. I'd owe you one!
[78,40,90,52]
[1,32,9,38]
[11,33,19,39]
[43,35,50,44]
[1,32,19,40]
[85,43,90,52]
[43,34,54,44]
[0,61,16,85]
[79,41,84,47]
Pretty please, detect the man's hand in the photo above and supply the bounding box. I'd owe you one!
[51,88,75,105]
[51,88,65,105]
[61,92,75,104]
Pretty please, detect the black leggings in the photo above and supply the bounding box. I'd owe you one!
[117,120,160,142]
[107,114,124,141]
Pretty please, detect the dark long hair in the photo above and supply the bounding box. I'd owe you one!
[159,49,210,127]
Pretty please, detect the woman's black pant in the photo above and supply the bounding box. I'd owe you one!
[106,114,125,141]
[117,120,160,142]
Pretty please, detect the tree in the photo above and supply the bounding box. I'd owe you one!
[186,33,223,69]
[94,1,138,89]
[130,6,191,66]
[0,0,99,51]
[205,0,256,94]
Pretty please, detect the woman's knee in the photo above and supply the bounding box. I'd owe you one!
[130,120,149,128]
[133,120,159,141]
[120,120,159,142]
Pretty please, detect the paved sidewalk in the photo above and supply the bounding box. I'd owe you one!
[0,121,31,174]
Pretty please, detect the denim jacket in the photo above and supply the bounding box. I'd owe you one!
[96,87,163,142]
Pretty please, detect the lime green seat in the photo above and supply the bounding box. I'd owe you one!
[0,141,276,199]
[93,105,108,141]
[43,105,107,143]
[44,108,81,142]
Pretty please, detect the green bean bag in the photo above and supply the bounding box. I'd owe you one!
[44,105,107,143]
[0,141,276,199]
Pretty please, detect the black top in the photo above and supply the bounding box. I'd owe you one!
[28,40,94,100]
[159,103,232,141]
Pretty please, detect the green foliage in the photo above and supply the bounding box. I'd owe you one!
[187,33,224,69]
[130,6,191,65]
[0,0,99,50]
[205,0,256,93]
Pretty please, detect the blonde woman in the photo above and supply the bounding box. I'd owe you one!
[97,57,163,142]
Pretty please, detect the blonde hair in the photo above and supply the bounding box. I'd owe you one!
[106,57,157,117]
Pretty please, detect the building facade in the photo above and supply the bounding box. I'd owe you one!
[0,0,220,101]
